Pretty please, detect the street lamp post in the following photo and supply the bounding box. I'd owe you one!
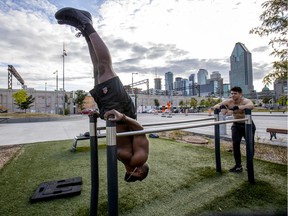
[132,72,138,94]
[53,70,58,114]
[132,72,138,118]
[45,82,47,113]
[62,43,67,115]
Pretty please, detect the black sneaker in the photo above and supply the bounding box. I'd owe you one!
[57,19,88,38]
[55,7,92,30]
[229,165,243,173]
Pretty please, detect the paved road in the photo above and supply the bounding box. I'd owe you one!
[0,112,287,146]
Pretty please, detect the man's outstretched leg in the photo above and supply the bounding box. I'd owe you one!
[55,7,116,85]
[55,8,149,182]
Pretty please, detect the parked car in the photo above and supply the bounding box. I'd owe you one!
[81,109,93,114]
[0,106,8,113]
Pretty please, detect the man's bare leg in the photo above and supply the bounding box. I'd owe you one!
[87,30,117,84]
[85,38,100,86]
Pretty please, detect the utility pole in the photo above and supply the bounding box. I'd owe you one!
[53,70,58,114]
[62,42,67,115]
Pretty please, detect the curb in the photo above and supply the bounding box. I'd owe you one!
[0,115,84,124]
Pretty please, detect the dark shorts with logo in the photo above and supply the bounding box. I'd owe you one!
[89,76,136,120]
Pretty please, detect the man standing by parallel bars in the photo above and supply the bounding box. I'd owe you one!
[214,86,256,173]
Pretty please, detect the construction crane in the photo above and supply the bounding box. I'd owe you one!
[8,65,25,89]
[129,79,149,94]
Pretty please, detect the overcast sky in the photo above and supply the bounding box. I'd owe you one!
[0,0,275,93]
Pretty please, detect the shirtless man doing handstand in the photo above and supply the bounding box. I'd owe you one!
[55,7,149,182]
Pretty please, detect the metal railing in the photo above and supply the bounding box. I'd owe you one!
[89,109,254,216]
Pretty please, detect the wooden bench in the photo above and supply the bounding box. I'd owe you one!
[0,117,10,123]
[71,127,106,152]
[266,128,288,140]
[269,110,286,114]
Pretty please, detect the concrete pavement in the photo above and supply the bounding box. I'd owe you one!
[0,112,287,147]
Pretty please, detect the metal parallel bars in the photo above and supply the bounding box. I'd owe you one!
[106,120,118,216]
[95,117,215,132]
[116,118,247,137]
[214,109,222,172]
[245,109,255,183]
[97,110,255,215]
[89,114,99,216]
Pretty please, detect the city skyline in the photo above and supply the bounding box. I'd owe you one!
[0,0,276,93]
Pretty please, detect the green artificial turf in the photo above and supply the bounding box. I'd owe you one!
[0,138,286,216]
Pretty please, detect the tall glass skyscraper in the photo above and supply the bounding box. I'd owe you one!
[229,42,254,95]
[165,71,174,91]
[154,77,162,90]
[197,69,208,85]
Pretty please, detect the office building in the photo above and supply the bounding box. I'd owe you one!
[174,77,182,91]
[165,71,174,91]
[207,71,223,97]
[274,79,287,100]
[189,74,196,96]
[229,42,254,95]
[154,77,162,90]
[223,84,230,98]
[197,69,208,85]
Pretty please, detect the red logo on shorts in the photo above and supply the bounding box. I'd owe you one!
[102,87,108,94]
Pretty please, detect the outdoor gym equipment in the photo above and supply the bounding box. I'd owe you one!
[87,109,254,215]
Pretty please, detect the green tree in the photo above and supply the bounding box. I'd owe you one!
[179,100,184,109]
[277,95,287,106]
[262,97,272,104]
[74,90,87,111]
[190,97,198,109]
[207,97,222,107]
[250,0,287,85]
[199,99,206,107]
[12,90,35,112]
[154,99,160,108]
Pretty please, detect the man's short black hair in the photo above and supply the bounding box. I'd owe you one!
[230,86,242,93]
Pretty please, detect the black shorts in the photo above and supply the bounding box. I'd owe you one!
[89,76,136,120]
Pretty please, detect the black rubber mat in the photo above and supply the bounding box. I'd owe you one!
[30,177,82,203]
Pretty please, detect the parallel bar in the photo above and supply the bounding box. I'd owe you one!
[214,109,221,172]
[106,120,118,216]
[117,118,248,137]
[142,117,215,127]
[245,109,255,183]
[89,114,99,216]
[96,117,215,131]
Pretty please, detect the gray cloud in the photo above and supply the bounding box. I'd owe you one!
[251,46,270,52]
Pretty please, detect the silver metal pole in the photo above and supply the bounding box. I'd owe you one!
[89,114,99,215]
[245,109,255,183]
[106,120,118,216]
[56,71,58,114]
[95,117,216,132]
[214,109,221,172]
[117,118,248,137]
[62,43,67,115]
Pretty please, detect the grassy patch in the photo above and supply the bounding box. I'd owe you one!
[0,112,63,118]
[0,138,286,216]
